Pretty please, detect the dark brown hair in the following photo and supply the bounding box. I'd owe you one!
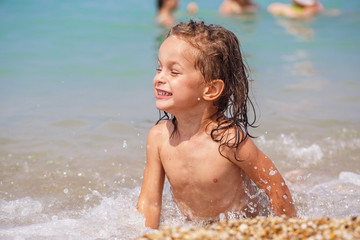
[157,0,164,10]
[157,20,257,161]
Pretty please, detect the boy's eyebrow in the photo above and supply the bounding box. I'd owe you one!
[157,57,183,68]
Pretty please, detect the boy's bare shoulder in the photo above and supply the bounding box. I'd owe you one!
[220,127,258,162]
[147,120,171,140]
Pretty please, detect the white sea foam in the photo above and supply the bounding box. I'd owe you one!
[292,171,360,218]
[339,171,360,186]
[0,184,200,240]
[0,197,43,219]
[257,134,324,168]
[0,188,152,240]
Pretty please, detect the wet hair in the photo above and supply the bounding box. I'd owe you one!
[234,0,253,6]
[157,0,176,10]
[157,0,164,10]
[156,20,257,161]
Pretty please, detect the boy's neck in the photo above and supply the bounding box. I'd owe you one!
[172,108,219,140]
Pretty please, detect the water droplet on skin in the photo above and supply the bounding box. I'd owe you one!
[254,166,257,170]
[197,97,200,101]
[260,178,268,184]
[283,209,286,212]
[266,186,271,192]
[269,170,277,176]
[283,194,288,199]
[281,182,285,186]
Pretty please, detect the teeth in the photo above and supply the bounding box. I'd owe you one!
[158,91,172,96]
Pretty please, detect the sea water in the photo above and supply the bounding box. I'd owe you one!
[0,0,359,239]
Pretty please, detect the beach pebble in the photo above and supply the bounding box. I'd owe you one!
[135,216,360,240]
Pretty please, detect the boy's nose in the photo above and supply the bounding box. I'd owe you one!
[155,74,166,85]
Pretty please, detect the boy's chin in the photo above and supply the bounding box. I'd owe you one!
[155,105,174,116]
[155,103,168,112]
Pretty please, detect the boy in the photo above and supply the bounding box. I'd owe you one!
[137,20,296,229]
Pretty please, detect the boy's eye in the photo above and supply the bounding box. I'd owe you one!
[156,68,162,72]
[171,70,179,75]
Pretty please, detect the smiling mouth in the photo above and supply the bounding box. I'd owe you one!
[157,89,172,96]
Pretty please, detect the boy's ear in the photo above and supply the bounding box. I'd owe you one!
[203,79,225,101]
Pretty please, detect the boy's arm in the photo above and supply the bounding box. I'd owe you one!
[137,126,166,229]
[233,137,297,217]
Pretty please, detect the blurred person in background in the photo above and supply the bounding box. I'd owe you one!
[219,0,258,15]
[268,0,324,19]
[156,0,179,27]
[187,2,198,15]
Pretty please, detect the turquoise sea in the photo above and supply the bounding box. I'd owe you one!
[1,0,360,239]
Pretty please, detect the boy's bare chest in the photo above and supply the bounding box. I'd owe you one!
[159,138,240,187]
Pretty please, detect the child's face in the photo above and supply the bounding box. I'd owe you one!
[153,35,205,115]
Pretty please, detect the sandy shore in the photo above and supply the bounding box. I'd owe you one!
[136,216,359,240]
